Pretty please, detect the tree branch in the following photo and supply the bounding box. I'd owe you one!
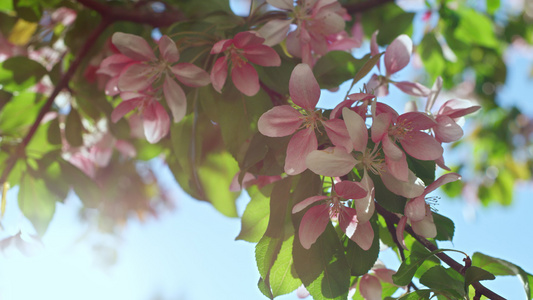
[344,0,395,15]
[76,0,187,27]
[375,203,505,300]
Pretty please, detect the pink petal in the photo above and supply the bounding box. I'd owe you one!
[424,172,461,196]
[385,151,408,182]
[342,107,368,152]
[306,147,357,177]
[398,111,435,131]
[158,35,180,63]
[258,105,303,137]
[296,285,310,299]
[111,99,139,123]
[229,172,255,191]
[289,63,320,110]
[118,63,157,92]
[114,140,137,158]
[298,204,331,249]
[231,63,260,96]
[411,208,437,238]
[112,32,156,61]
[360,274,382,300]
[393,81,431,97]
[400,131,443,161]
[293,195,329,213]
[334,181,367,200]
[382,135,404,161]
[163,77,187,123]
[438,99,481,118]
[373,269,397,285]
[405,196,427,222]
[384,34,412,75]
[381,170,425,198]
[371,112,391,143]
[352,220,374,250]
[339,207,358,239]
[105,76,120,96]
[367,74,389,97]
[243,45,281,66]
[142,101,170,143]
[396,216,408,249]
[322,118,352,153]
[234,31,265,48]
[354,170,375,223]
[210,39,233,54]
[284,128,318,175]
[434,115,463,143]
[97,54,133,76]
[370,31,379,57]
[171,63,211,87]
[210,57,228,93]
[257,19,292,46]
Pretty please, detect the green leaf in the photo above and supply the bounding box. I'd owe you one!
[313,51,361,89]
[454,9,499,48]
[433,213,455,242]
[46,117,61,145]
[351,52,384,88]
[18,172,58,236]
[293,224,350,300]
[236,186,271,242]
[419,266,465,298]
[58,160,100,207]
[269,235,302,297]
[464,266,495,291]
[346,217,380,276]
[376,12,415,46]
[0,0,13,12]
[486,0,500,14]
[196,151,240,217]
[0,57,47,92]
[419,33,445,82]
[257,277,273,299]
[0,92,44,136]
[472,252,533,299]
[393,248,451,286]
[65,108,84,147]
[265,177,292,238]
[397,290,432,300]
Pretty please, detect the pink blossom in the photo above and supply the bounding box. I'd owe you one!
[371,111,443,182]
[258,63,350,175]
[367,34,430,97]
[396,173,461,248]
[258,0,347,65]
[210,31,281,96]
[292,180,373,250]
[229,171,281,191]
[306,108,426,198]
[112,90,170,144]
[99,33,210,124]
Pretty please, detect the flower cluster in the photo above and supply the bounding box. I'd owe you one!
[257,34,480,249]
[98,33,210,143]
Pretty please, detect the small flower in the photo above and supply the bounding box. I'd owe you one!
[292,180,372,250]
[258,63,350,175]
[396,173,461,248]
[210,31,281,96]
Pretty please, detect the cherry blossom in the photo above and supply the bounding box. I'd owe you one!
[396,173,461,248]
[306,108,426,198]
[367,34,430,97]
[258,63,350,175]
[258,0,347,65]
[99,32,210,124]
[210,31,281,96]
[292,180,373,250]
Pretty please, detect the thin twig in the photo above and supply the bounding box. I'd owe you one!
[375,203,505,300]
